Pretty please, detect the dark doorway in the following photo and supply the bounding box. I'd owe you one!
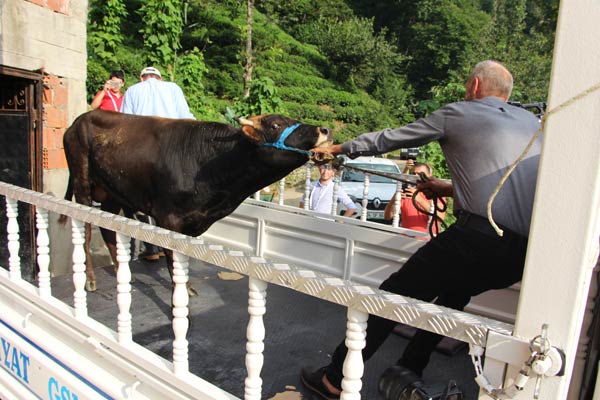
[0,66,43,281]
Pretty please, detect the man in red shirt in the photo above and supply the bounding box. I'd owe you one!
[384,161,446,236]
[90,70,125,112]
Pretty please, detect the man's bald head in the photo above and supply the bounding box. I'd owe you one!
[465,60,513,101]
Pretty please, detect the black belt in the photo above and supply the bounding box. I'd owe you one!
[455,210,525,242]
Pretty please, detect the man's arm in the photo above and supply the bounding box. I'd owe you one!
[312,109,447,159]
[173,84,196,120]
[338,189,357,217]
[383,192,399,220]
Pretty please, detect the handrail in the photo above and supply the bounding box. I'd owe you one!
[0,181,514,399]
[0,182,511,346]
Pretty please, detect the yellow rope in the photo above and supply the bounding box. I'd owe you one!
[487,83,600,236]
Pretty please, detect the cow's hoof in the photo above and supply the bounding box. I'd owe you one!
[187,283,198,297]
[85,280,97,292]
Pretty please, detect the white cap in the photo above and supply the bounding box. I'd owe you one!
[140,66,162,78]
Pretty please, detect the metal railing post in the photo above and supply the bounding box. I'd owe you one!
[341,308,368,399]
[6,197,21,280]
[36,207,51,297]
[244,277,268,399]
[116,232,133,343]
[172,250,190,375]
[71,218,87,318]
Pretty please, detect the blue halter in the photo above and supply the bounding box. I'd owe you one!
[262,123,313,156]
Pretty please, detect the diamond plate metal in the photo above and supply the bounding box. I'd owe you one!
[0,182,513,346]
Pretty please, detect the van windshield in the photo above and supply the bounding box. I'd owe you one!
[341,163,399,183]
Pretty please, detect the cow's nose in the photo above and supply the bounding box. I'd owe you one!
[319,127,331,139]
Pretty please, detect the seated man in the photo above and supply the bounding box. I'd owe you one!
[302,60,541,398]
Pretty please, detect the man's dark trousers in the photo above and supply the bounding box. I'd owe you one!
[324,222,528,388]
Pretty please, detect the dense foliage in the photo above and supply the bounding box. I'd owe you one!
[86,0,558,171]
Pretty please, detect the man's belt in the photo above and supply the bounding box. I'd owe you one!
[455,210,525,242]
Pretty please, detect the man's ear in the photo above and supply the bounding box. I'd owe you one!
[472,77,482,98]
[241,125,264,143]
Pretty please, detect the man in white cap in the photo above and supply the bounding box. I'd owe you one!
[121,66,195,260]
[121,66,195,119]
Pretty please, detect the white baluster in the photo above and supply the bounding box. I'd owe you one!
[71,219,87,318]
[392,181,402,228]
[116,232,132,343]
[278,178,286,206]
[331,175,340,216]
[303,163,312,210]
[244,277,267,400]
[360,174,370,222]
[36,208,51,296]
[172,251,190,375]
[340,308,368,400]
[6,198,21,280]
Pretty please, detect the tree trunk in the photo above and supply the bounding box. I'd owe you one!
[243,0,254,98]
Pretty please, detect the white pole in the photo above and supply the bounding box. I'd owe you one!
[36,208,51,297]
[6,198,21,280]
[172,251,190,375]
[498,1,600,398]
[71,219,87,318]
[340,308,368,399]
[244,277,267,399]
[116,232,133,343]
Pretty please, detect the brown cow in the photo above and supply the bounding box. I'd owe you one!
[61,110,331,292]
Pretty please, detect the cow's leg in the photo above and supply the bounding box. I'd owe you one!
[165,249,198,297]
[84,222,97,292]
[72,177,97,292]
[99,200,123,272]
[99,227,118,272]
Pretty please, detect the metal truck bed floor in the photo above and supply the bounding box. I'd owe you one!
[50,258,479,399]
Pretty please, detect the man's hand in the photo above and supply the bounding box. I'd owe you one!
[402,185,417,198]
[312,143,342,156]
[417,177,453,199]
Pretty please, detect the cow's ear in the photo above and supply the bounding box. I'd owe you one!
[241,126,264,144]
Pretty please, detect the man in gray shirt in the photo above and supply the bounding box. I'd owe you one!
[301,60,541,398]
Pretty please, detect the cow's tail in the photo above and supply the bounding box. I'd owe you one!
[57,174,74,226]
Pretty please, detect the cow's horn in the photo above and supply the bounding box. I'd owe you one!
[238,117,254,127]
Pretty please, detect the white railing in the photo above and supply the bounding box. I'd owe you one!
[0,181,513,399]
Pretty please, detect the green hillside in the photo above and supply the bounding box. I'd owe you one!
[87,0,557,151]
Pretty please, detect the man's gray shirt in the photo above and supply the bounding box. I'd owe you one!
[341,97,542,236]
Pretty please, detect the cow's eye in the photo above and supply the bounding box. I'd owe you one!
[271,123,280,131]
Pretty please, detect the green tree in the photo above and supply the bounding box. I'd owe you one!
[235,77,285,116]
[308,16,401,91]
[474,0,558,102]
[138,0,184,73]
[173,47,208,117]
[405,0,490,96]
[88,0,128,61]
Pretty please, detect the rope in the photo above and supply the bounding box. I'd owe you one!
[411,188,448,237]
[330,159,448,235]
[486,82,600,236]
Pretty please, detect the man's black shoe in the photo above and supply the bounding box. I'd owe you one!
[300,367,340,400]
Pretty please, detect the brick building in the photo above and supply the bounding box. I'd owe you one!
[0,0,88,275]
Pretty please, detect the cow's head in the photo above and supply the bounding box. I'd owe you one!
[238,114,331,164]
